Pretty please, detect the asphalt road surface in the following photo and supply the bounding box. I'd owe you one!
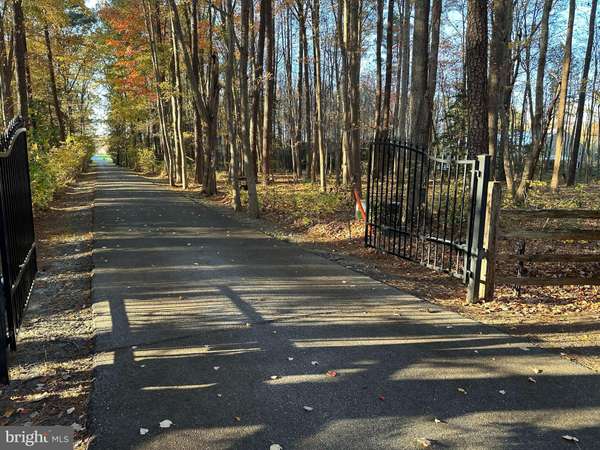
[89,161,600,450]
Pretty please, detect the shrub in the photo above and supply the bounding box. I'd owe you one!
[28,135,95,208]
[135,147,160,174]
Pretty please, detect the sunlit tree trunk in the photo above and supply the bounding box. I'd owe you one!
[262,0,274,185]
[515,0,551,202]
[374,0,383,133]
[44,25,65,141]
[381,0,394,137]
[311,0,326,191]
[223,0,241,210]
[190,0,203,185]
[241,0,260,217]
[566,0,597,185]
[551,0,576,191]
[398,0,410,139]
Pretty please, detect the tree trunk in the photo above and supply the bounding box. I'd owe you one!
[409,0,429,146]
[374,0,383,133]
[241,0,260,217]
[0,8,14,126]
[488,0,512,176]
[223,0,241,210]
[13,0,28,123]
[551,0,576,191]
[295,4,305,180]
[339,0,352,185]
[44,26,65,141]
[311,0,326,191]
[465,0,488,158]
[515,0,552,202]
[425,0,441,144]
[261,0,274,185]
[170,14,186,188]
[190,0,203,185]
[381,0,395,136]
[566,0,597,185]
[398,0,410,139]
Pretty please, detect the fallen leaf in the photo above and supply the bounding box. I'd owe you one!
[562,435,579,443]
[234,416,241,422]
[303,406,313,412]
[416,437,433,448]
[532,368,543,374]
[528,377,537,384]
[139,428,149,435]
[159,419,173,428]
[326,371,337,377]
[378,395,385,401]
[457,388,467,395]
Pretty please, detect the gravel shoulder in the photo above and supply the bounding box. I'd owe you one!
[0,168,96,449]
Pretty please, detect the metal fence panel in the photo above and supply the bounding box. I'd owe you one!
[365,139,490,295]
[0,117,37,384]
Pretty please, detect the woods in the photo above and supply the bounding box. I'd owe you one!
[0,0,596,213]
[90,0,599,217]
[2,1,600,442]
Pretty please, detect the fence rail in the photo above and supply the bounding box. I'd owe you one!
[0,117,37,384]
[496,208,600,288]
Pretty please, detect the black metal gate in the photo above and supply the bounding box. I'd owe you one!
[0,117,37,383]
[365,139,490,300]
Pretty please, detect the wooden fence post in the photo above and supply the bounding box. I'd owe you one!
[479,181,502,301]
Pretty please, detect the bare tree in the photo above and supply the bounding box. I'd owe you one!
[241,0,260,216]
[515,0,552,202]
[567,0,597,185]
[43,25,65,141]
[311,0,326,191]
[551,0,576,191]
[262,0,274,185]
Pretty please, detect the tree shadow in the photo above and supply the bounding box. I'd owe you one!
[82,164,600,449]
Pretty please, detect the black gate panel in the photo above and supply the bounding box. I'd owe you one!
[365,139,489,292]
[0,117,37,383]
